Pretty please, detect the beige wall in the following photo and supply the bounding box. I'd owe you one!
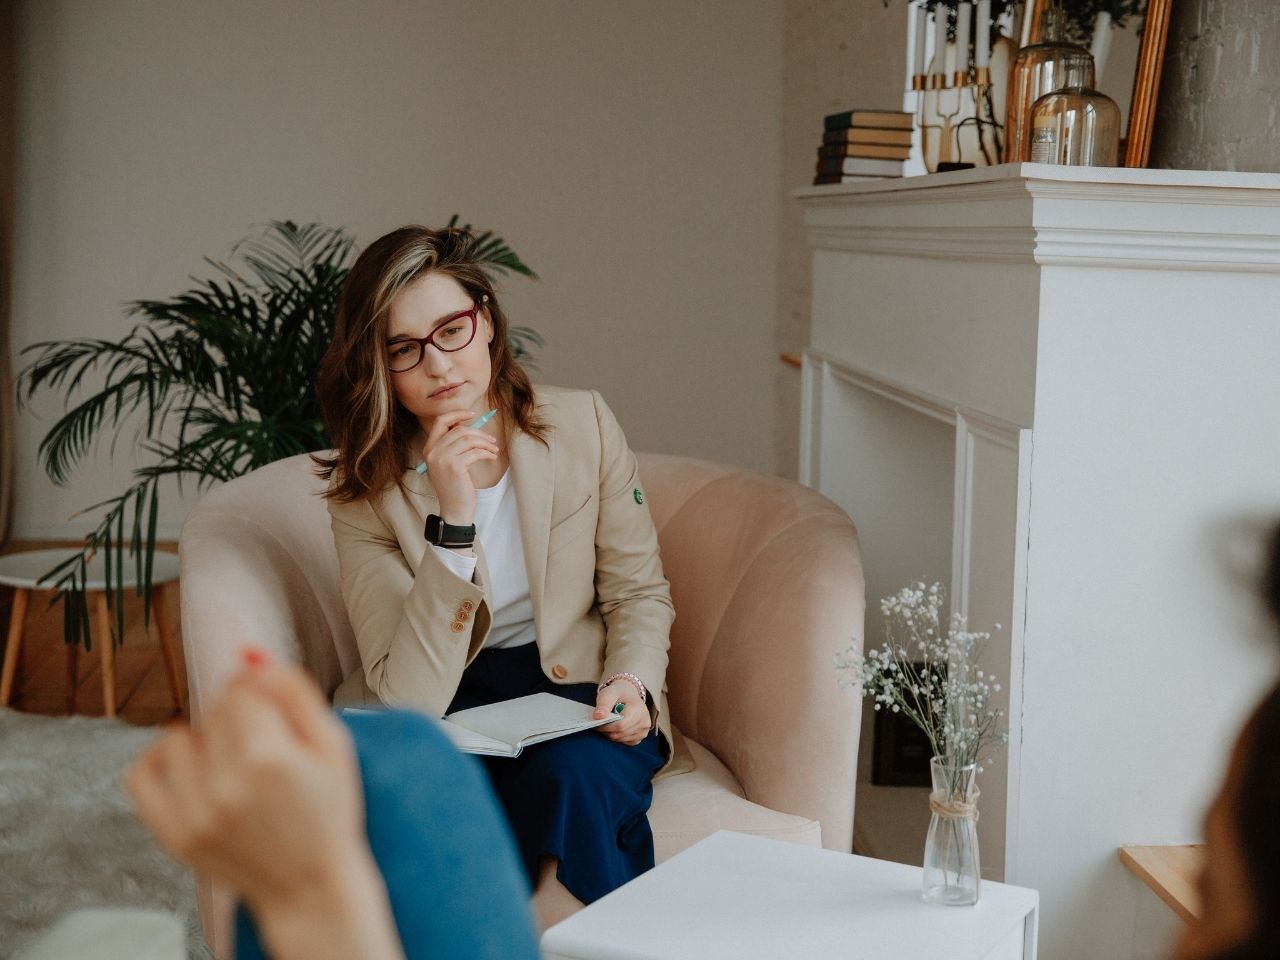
[776,0,905,478]
[10,0,784,539]
[780,0,915,864]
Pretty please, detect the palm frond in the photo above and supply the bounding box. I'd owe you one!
[446,214,539,279]
[508,325,546,367]
[19,337,185,484]
[227,220,355,292]
[40,475,160,650]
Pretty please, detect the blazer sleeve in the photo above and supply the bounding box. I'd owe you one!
[329,495,492,716]
[589,389,674,729]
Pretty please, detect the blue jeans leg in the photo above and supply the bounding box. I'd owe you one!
[234,709,540,960]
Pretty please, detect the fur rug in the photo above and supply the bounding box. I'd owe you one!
[0,708,212,959]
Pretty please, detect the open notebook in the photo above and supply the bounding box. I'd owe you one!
[340,692,619,757]
[440,692,619,757]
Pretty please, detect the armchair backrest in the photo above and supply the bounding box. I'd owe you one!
[178,453,357,719]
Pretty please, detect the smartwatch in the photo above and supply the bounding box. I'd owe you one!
[424,514,477,548]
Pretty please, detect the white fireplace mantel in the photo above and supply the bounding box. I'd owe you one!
[797,164,1280,960]
[797,163,1280,271]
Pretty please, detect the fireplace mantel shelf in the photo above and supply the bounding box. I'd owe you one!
[794,163,1280,272]
[794,161,1280,200]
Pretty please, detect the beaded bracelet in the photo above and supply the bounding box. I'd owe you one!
[598,671,647,703]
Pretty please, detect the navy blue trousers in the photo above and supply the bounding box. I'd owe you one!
[448,642,666,906]
[234,710,540,960]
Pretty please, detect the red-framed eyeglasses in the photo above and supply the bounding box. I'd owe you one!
[386,302,483,373]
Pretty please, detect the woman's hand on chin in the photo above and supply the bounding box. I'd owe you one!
[422,409,499,523]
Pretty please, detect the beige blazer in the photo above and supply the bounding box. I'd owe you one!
[328,385,676,766]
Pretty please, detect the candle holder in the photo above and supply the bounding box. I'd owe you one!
[909,2,1009,173]
[913,67,1005,172]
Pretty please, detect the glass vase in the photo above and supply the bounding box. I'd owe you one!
[1003,3,1095,162]
[922,755,980,905]
[1029,85,1121,166]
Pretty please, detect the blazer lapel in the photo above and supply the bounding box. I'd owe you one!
[509,426,554,639]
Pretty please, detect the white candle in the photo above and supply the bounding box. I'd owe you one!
[933,6,948,76]
[1090,10,1113,82]
[975,0,991,68]
[913,4,927,76]
[955,2,972,75]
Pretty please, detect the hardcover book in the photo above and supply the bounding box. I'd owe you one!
[817,143,912,161]
[822,127,914,147]
[823,109,914,132]
[815,156,905,177]
[812,173,903,184]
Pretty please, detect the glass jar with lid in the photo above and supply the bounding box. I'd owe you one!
[1003,2,1095,162]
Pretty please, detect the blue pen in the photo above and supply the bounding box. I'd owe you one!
[416,408,497,475]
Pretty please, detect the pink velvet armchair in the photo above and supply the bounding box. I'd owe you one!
[178,451,864,957]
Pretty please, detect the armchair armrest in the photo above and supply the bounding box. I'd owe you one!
[693,515,864,852]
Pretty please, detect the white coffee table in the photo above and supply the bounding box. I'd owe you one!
[542,831,1039,960]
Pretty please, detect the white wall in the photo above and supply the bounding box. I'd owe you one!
[1015,262,1280,958]
[11,0,784,539]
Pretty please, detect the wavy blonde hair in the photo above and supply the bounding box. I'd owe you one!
[314,226,547,502]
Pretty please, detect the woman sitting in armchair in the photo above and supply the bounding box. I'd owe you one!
[312,224,676,930]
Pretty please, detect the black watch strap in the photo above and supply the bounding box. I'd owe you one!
[424,514,476,548]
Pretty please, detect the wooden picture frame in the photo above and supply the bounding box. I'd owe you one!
[1028,0,1172,167]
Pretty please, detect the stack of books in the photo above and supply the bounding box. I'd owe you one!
[813,109,914,184]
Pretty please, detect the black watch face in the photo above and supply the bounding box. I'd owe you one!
[426,515,447,543]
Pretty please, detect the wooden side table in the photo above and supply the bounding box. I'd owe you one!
[0,549,183,717]
[542,831,1040,960]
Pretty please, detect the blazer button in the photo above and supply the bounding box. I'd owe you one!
[460,599,475,613]
[450,621,466,633]
[552,664,568,679]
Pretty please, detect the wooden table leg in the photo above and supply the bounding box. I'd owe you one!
[152,582,184,710]
[66,640,79,714]
[0,588,28,705]
[93,593,117,718]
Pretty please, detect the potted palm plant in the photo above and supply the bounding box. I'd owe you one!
[17,218,539,649]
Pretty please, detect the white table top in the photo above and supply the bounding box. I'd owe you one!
[542,831,1039,960]
[0,549,180,591]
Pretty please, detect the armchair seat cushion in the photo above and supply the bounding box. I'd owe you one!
[650,738,822,862]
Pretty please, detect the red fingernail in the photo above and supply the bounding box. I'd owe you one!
[243,647,269,671]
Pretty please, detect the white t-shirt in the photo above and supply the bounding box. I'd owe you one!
[430,471,537,649]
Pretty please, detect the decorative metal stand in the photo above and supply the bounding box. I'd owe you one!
[914,66,1004,172]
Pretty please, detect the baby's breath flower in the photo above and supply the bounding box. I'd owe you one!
[834,581,1007,770]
